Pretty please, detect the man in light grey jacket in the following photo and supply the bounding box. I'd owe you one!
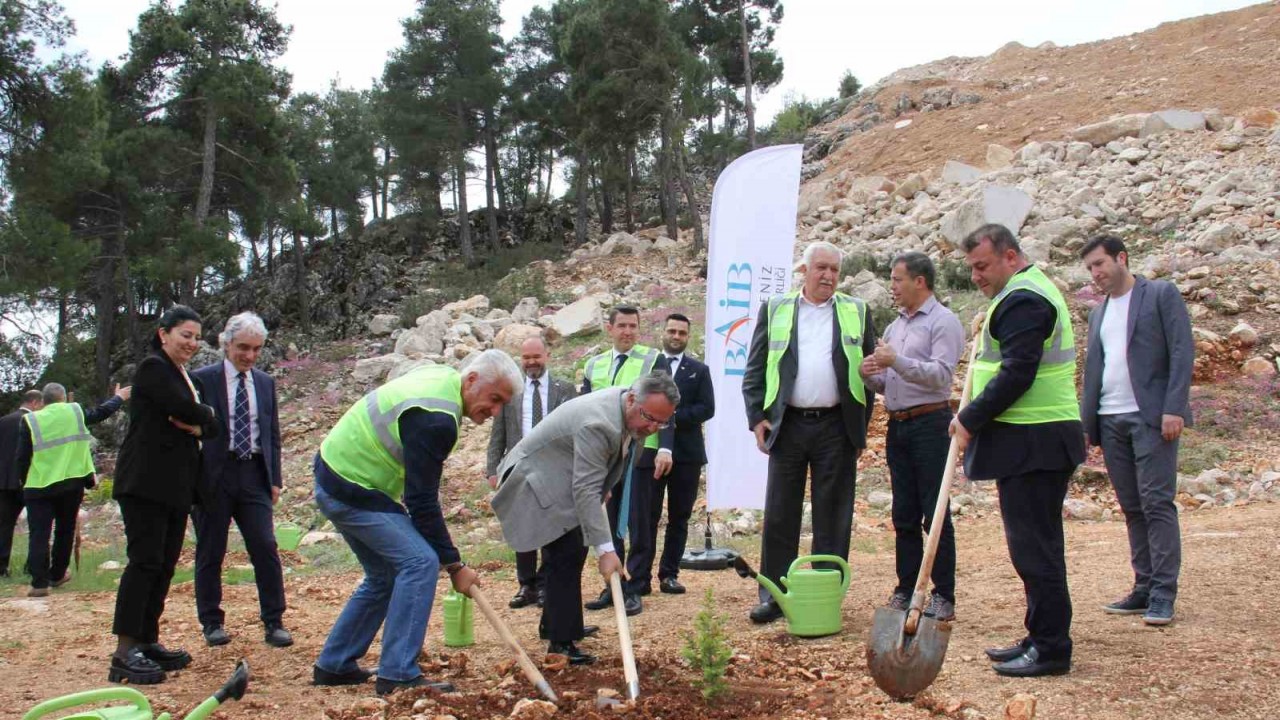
[1080,235,1193,627]
[492,373,678,665]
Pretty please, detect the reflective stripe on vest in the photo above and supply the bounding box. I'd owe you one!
[584,344,662,449]
[762,291,867,411]
[319,365,462,502]
[970,265,1081,425]
[24,403,95,490]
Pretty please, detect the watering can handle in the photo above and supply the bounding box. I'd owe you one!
[789,554,852,593]
[22,687,151,720]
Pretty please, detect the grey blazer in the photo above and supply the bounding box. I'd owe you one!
[485,374,576,476]
[1081,276,1195,445]
[492,387,633,552]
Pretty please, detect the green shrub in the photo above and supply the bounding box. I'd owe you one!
[681,588,733,703]
[841,251,884,278]
[937,257,976,292]
[85,476,113,505]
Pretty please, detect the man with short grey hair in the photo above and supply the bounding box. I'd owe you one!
[16,382,130,596]
[493,372,678,665]
[191,312,292,647]
[860,252,964,621]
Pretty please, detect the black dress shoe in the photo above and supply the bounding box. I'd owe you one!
[992,646,1071,677]
[540,624,599,640]
[510,585,539,609]
[313,664,372,686]
[375,676,456,695]
[584,587,612,611]
[537,588,545,608]
[659,577,686,594]
[138,643,191,671]
[547,641,596,665]
[623,593,643,616]
[984,639,1031,663]
[204,625,231,647]
[264,623,294,647]
[108,647,166,685]
[636,585,652,596]
[749,600,784,624]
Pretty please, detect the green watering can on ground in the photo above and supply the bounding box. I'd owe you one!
[22,661,248,720]
[274,522,304,552]
[442,590,474,647]
[736,554,851,637]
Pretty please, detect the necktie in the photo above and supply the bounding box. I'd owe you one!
[666,355,679,377]
[530,378,543,427]
[611,353,627,384]
[615,441,638,540]
[233,372,252,459]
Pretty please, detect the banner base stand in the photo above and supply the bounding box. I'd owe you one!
[679,511,740,571]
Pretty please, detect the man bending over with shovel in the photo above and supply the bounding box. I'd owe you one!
[951,225,1085,678]
[311,350,520,695]
[492,372,678,665]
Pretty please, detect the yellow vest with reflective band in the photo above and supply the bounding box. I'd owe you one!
[763,291,867,411]
[583,344,661,448]
[319,365,462,502]
[24,403,95,490]
[971,265,1080,424]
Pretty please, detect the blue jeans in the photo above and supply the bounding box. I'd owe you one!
[314,482,440,682]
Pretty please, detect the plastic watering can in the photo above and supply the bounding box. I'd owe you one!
[22,661,248,720]
[738,554,851,637]
[442,590,475,647]
[274,521,304,552]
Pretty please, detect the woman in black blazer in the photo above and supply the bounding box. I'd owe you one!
[109,305,220,685]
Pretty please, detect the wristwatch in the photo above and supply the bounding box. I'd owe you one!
[444,561,466,576]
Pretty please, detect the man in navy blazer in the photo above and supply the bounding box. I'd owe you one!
[191,311,291,648]
[629,313,715,595]
[1080,236,1193,627]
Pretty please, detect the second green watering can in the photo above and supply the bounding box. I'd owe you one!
[735,554,851,637]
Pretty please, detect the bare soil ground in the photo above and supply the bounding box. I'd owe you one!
[3,500,1278,720]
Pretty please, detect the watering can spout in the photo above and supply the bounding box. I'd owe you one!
[732,555,794,619]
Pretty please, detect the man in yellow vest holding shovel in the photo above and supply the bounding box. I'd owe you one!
[951,224,1085,678]
[16,382,130,597]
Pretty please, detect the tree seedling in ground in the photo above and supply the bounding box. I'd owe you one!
[681,587,734,703]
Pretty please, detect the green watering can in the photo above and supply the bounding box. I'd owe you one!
[735,554,851,637]
[22,661,248,720]
[274,522,304,552]
[442,590,475,647]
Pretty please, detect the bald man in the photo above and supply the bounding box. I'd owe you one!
[486,338,577,609]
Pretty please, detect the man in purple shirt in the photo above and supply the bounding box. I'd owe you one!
[860,252,964,621]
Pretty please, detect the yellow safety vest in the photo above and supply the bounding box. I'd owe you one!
[971,265,1080,424]
[763,291,867,410]
[583,344,662,449]
[24,403,95,490]
[319,365,462,502]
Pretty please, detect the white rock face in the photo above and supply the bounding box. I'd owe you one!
[493,323,544,355]
[983,185,1035,235]
[510,297,540,323]
[549,296,604,339]
[367,313,400,336]
[941,160,983,185]
[1071,113,1149,146]
[352,353,404,382]
[1139,109,1206,137]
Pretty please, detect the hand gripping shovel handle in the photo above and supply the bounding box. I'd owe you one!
[904,339,980,635]
[610,572,641,700]
[468,587,559,703]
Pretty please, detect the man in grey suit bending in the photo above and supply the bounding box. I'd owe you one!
[1080,235,1193,627]
[485,337,576,609]
[492,373,678,665]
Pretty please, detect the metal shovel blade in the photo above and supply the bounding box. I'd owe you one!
[865,606,952,700]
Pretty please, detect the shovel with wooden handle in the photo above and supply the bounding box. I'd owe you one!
[866,339,979,700]
[467,586,559,703]
[609,571,641,700]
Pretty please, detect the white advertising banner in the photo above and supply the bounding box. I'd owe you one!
[704,144,801,510]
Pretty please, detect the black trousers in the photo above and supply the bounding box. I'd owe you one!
[605,450,654,595]
[539,526,588,643]
[760,409,856,602]
[515,550,545,590]
[997,468,1074,662]
[192,455,286,628]
[631,461,701,588]
[0,489,24,575]
[887,410,956,602]
[25,484,83,589]
[114,497,188,644]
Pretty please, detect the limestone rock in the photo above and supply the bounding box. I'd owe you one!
[1004,693,1037,720]
[984,185,1035,235]
[986,143,1015,169]
[867,490,893,509]
[388,357,435,381]
[509,698,557,720]
[1071,114,1149,146]
[1242,357,1277,378]
[1062,498,1104,521]
[940,198,987,245]
[1064,141,1093,164]
[368,314,400,336]
[1194,223,1240,253]
[849,175,896,195]
[1139,110,1205,137]
[494,323,544,355]
[442,294,490,316]
[894,173,927,198]
[1229,322,1259,348]
[1117,147,1149,163]
[549,296,604,339]
[510,297,540,324]
[1203,108,1227,131]
[300,531,341,546]
[1241,107,1279,128]
[941,160,983,185]
[353,353,406,383]
[1215,135,1244,152]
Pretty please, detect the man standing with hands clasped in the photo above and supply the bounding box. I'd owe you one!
[860,252,964,622]
[1080,235,1192,627]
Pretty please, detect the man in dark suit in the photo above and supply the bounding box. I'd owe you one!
[191,312,291,648]
[742,241,877,624]
[952,224,1085,678]
[630,313,715,595]
[0,390,42,577]
[485,336,576,609]
[1080,235,1193,627]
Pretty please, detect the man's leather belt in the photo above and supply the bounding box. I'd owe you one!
[886,401,950,422]
[787,406,838,419]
